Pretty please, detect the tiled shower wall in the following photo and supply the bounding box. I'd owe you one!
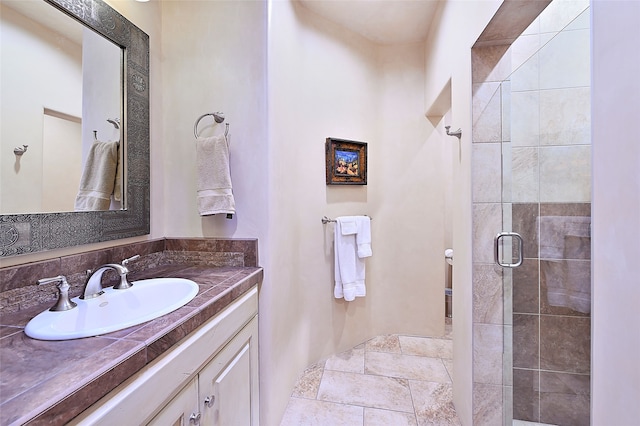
[471,2,591,425]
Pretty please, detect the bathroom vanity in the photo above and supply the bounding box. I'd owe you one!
[72,284,259,425]
[0,238,261,425]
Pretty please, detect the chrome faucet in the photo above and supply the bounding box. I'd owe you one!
[81,255,140,299]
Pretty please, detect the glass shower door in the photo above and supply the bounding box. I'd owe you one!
[498,4,592,425]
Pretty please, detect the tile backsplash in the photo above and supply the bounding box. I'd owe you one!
[0,238,258,314]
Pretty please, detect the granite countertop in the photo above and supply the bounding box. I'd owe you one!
[0,265,263,426]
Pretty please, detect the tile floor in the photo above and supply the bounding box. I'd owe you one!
[280,320,460,425]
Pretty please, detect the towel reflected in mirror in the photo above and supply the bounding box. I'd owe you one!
[74,140,120,211]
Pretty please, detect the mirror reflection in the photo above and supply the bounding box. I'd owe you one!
[0,0,123,214]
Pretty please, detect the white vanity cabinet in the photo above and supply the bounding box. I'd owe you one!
[71,286,259,426]
[149,316,257,425]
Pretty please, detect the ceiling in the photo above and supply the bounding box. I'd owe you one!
[298,0,443,45]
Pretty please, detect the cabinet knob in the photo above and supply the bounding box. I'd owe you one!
[189,412,201,424]
[204,395,215,407]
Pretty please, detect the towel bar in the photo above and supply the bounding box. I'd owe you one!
[321,215,372,224]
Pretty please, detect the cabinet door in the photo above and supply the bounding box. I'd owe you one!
[199,316,258,426]
[147,378,199,426]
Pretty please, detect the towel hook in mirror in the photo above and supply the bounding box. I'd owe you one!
[14,145,28,156]
[194,112,228,139]
[93,118,121,141]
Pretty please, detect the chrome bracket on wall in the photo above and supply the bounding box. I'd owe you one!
[494,231,524,268]
[445,125,462,139]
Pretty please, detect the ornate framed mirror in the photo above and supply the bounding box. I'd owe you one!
[0,0,150,257]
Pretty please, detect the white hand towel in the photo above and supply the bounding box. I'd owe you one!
[356,216,372,258]
[196,134,236,216]
[74,140,119,211]
[334,216,372,301]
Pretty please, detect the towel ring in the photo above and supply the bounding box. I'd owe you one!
[194,112,229,139]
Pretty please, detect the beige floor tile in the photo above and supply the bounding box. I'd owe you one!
[365,351,452,383]
[410,381,461,426]
[365,335,401,353]
[364,407,418,426]
[280,397,363,426]
[318,370,414,412]
[325,346,365,374]
[399,336,453,359]
[291,362,325,399]
[282,331,461,425]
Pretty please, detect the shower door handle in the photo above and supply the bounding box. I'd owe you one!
[494,232,523,268]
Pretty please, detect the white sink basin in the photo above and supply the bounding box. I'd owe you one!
[25,278,199,341]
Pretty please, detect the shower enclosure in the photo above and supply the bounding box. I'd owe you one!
[471,1,591,425]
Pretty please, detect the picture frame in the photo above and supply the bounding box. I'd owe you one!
[325,138,368,185]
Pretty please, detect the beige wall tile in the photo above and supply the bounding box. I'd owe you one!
[472,203,503,264]
[511,91,539,147]
[473,383,504,426]
[473,82,503,143]
[540,87,590,146]
[540,146,591,202]
[540,0,590,33]
[473,143,503,202]
[473,323,504,385]
[512,147,540,203]
[473,264,504,324]
[539,29,590,89]
[510,36,540,91]
[472,45,512,84]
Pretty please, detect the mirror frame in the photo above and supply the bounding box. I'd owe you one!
[0,0,150,257]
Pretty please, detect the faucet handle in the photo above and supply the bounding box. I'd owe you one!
[121,254,140,268]
[37,275,77,312]
[112,255,139,290]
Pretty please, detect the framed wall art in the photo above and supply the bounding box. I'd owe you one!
[325,138,368,185]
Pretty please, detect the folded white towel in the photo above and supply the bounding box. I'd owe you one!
[196,134,235,216]
[75,140,119,211]
[334,216,372,301]
[340,218,358,235]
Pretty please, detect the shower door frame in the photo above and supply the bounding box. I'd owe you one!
[470,1,592,425]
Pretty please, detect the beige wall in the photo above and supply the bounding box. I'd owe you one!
[264,2,449,423]
[591,0,640,423]
[421,1,503,424]
[160,1,268,244]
